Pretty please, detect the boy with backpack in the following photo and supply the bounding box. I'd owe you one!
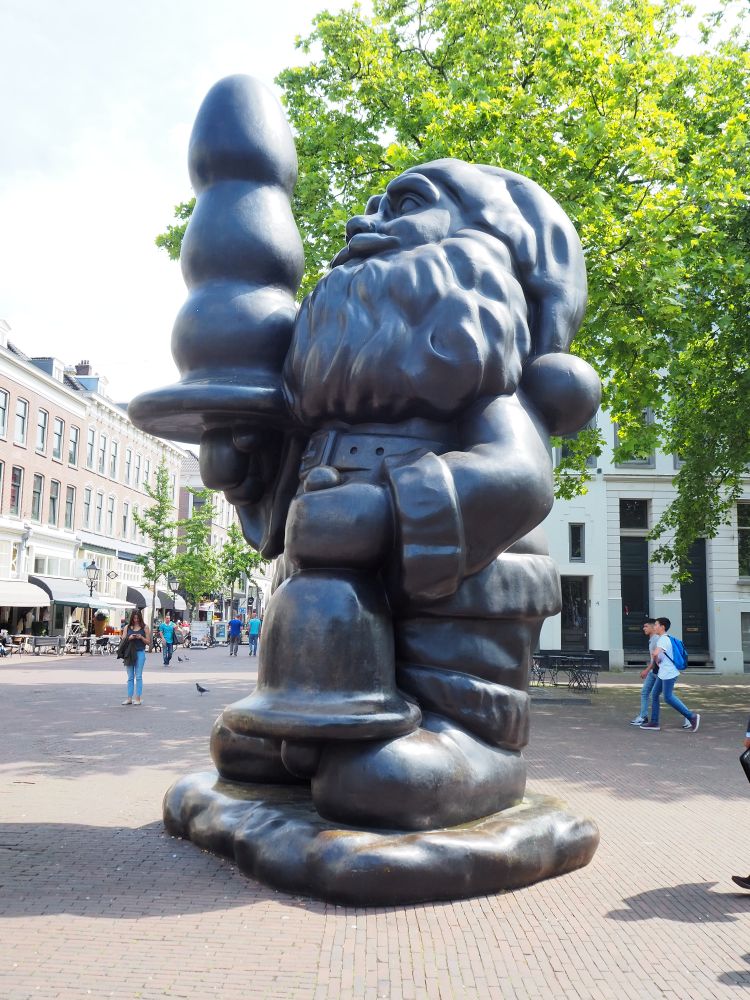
[640,617,700,732]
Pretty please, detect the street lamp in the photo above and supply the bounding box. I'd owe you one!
[84,560,100,597]
[167,574,180,617]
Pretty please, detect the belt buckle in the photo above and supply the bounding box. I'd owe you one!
[300,432,336,474]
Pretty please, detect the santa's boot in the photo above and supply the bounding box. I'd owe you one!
[310,612,540,830]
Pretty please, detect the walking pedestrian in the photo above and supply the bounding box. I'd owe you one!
[228,613,242,656]
[731,717,750,890]
[640,617,700,732]
[248,612,261,656]
[120,609,150,706]
[158,613,176,666]
[629,618,659,726]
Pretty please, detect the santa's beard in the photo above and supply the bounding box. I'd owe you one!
[283,231,531,426]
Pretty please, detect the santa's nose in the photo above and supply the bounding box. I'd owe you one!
[345,214,376,242]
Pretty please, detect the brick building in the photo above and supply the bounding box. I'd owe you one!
[179,450,272,622]
[0,323,184,637]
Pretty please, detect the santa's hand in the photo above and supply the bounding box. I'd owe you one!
[200,427,277,506]
[285,469,394,568]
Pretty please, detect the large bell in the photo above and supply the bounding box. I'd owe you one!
[222,569,422,741]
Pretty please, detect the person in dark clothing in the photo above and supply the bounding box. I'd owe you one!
[731,717,750,890]
[119,610,150,706]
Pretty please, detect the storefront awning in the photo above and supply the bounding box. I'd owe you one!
[28,575,96,609]
[157,590,187,612]
[126,586,160,609]
[93,596,135,612]
[0,579,51,608]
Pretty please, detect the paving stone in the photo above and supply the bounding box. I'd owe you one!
[1,651,749,997]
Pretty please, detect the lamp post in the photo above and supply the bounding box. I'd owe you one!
[84,560,100,597]
[168,574,180,618]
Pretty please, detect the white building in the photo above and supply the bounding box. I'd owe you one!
[540,408,750,672]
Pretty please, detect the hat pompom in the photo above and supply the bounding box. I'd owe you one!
[520,354,601,435]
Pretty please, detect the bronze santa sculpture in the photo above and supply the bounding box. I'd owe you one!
[131,75,600,903]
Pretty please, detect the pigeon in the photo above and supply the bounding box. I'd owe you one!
[196,683,209,695]
[177,656,183,662]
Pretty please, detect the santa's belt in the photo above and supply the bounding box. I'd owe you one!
[300,428,450,475]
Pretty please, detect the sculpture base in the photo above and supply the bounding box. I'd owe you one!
[163,771,599,905]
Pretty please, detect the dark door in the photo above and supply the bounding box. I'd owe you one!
[680,539,708,650]
[561,576,588,651]
[621,537,649,649]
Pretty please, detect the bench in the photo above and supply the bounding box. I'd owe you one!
[30,635,63,655]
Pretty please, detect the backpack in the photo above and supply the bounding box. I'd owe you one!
[663,635,688,670]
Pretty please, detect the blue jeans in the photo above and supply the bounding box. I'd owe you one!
[640,670,659,719]
[163,641,174,665]
[650,676,693,725]
[126,649,146,698]
[249,634,259,655]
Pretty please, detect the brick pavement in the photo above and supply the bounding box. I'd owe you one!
[1,647,749,999]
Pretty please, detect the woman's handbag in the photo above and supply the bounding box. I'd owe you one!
[740,748,750,784]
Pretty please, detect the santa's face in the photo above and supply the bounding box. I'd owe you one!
[330,172,461,269]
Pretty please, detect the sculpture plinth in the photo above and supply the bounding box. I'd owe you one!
[130,74,601,904]
[163,773,598,906]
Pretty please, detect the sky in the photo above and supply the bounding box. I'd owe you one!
[0,0,732,407]
[0,0,351,402]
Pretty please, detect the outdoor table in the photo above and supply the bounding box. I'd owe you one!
[547,655,600,693]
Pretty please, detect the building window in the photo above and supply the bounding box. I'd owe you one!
[0,462,4,510]
[52,417,64,460]
[109,440,119,479]
[614,409,655,468]
[48,480,60,526]
[132,505,138,540]
[14,399,28,446]
[64,485,76,530]
[569,523,585,561]
[557,417,598,469]
[134,453,141,487]
[95,491,104,532]
[144,458,151,487]
[36,409,49,452]
[124,448,132,484]
[739,504,750,577]
[98,434,107,475]
[106,496,115,535]
[9,466,23,516]
[122,501,129,538]
[69,426,80,465]
[0,389,8,436]
[620,499,648,530]
[170,473,176,500]
[83,487,92,529]
[31,474,44,522]
[86,427,96,469]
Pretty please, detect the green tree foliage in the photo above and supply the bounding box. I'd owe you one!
[133,460,177,632]
[154,199,195,262]
[171,489,221,619]
[158,0,750,578]
[219,522,267,603]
